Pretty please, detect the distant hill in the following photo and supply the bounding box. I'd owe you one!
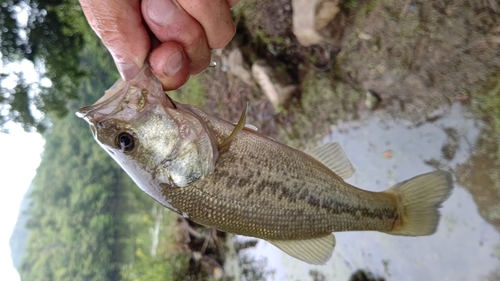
[9,184,34,269]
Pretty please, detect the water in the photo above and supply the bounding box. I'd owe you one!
[240,103,500,281]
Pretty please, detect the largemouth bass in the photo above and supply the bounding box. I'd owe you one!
[77,66,453,265]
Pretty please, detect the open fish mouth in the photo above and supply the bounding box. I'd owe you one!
[76,65,175,125]
[76,78,130,123]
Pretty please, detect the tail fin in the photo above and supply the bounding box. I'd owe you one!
[387,171,453,236]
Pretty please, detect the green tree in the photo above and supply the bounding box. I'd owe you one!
[0,0,94,132]
[18,37,131,280]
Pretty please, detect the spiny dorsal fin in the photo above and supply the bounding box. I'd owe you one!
[306,142,356,179]
[219,103,248,152]
[268,234,336,265]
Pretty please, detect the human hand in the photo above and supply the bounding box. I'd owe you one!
[79,0,239,90]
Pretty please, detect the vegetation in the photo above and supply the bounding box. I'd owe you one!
[20,41,123,280]
[477,74,500,144]
[0,0,90,132]
[121,208,190,281]
[169,76,207,107]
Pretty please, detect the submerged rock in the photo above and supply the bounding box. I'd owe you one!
[349,269,385,281]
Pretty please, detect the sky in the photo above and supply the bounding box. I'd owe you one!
[0,124,44,281]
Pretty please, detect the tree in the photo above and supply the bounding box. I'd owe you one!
[0,0,93,132]
[19,47,128,280]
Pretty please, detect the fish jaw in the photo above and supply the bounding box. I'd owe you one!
[76,65,219,208]
[76,65,174,126]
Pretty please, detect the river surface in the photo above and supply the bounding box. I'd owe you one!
[235,103,500,281]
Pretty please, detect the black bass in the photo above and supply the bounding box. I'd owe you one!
[77,66,453,265]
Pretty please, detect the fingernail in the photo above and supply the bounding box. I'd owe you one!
[117,62,140,80]
[147,0,175,26]
[163,51,183,77]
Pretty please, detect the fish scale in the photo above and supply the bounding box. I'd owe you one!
[160,107,400,239]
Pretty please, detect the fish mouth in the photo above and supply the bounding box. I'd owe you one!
[76,65,175,125]
[76,78,129,123]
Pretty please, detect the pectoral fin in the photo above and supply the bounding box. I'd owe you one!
[268,234,336,265]
[306,142,356,179]
[219,103,248,152]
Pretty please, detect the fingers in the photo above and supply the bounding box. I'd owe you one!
[143,0,211,76]
[81,0,238,91]
[79,0,149,80]
[226,0,240,8]
[149,42,190,90]
[143,0,237,75]
[177,0,236,49]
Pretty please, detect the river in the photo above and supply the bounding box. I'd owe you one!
[233,103,500,281]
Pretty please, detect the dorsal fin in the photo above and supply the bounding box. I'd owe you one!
[218,103,248,152]
[267,234,336,265]
[306,142,356,179]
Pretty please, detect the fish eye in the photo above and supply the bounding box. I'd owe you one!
[116,132,135,152]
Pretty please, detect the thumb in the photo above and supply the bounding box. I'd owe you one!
[80,0,150,80]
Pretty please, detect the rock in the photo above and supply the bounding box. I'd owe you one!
[292,0,323,46]
[292,0,341,46]
[222,47,255,87]
[251,60,297,108]
[365,90,382,109]
[358,32,372,40]
[315,1,341,30]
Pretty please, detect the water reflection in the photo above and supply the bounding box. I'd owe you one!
[242,103,500,280]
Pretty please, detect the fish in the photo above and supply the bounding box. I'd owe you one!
[77,65,454,265]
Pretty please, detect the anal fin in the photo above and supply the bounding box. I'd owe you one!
[268,234,336,265]
[306,142,355,179]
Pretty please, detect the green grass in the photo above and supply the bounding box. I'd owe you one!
[169,76,206,107]
[277,69,362,149]
[354,0,383,24]
[473,71,500,162]
[477,75,500,140]
[344,0,359,10]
